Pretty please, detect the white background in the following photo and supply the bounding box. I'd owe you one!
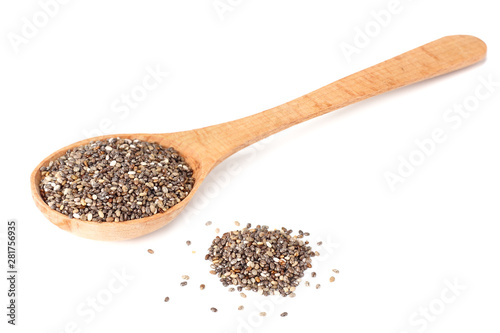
[1,0,499,332]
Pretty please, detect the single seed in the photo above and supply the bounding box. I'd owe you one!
[305,281,310,287]
[182,275,190,280]
[280,312,288,317]
[330,276,335,282]
[200,284,206,290]
[240,293,247,298]
[205,221,212,226]
[259,312,266,317]
[238,305,244,310]
[148,249,154,254]
[316,284,321,289]
[215,228,220,234]
[180,281,187,286]
[210,307,218,313]
[234,221,240,226]
[311,272,316,278]
[317,241,323,246]
[332,269,340,274]
[186,240,191,246]
[164,297,170,302]
[228,288,235,292]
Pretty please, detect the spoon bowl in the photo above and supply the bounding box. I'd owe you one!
[31,132,215,241]
[31,35,487,241]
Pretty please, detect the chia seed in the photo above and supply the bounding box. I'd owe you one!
[39,138,194,222]
[206,223,315,297]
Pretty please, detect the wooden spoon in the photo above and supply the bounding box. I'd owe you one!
[31,35,486,241]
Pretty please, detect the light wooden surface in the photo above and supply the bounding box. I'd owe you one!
[30,35,486,241]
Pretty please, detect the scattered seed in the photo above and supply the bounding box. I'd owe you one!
[210,307,218,313]
[259,312,266,317]
[39,138,194,222]
[289,293,296,298]
[192,250,196,254]
[317,241,322,246]
[148,249,154,254]
[311,272,316,278]
[304,232,310,236]
[215,228,220,234]
[234,221,240,226]
[280,312,288,317]
[186,240,191,246]
[200,284,206,290]
[240,293,247,298]
[182,275,190,280]
[238,305,244,310]
[164,297,170,302]
[330,276,335,282]
[316,284,321,289]
[228,288,235,292]
[305,281,310,287]
[180,281,187,287]
[206,221,212,226]
[332,269,339,274]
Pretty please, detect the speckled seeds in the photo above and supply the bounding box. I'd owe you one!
[39,138,194,222]
[206,224,316,297]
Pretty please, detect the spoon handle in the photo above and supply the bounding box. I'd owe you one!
[196,35,486,165]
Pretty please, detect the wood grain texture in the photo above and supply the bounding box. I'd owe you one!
[30,35,486,241]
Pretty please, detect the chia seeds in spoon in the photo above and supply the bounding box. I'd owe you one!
[205,224,315,297]
[39,137,194,222]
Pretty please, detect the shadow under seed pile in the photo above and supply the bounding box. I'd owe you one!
[206,224,315,297]
[39,138,194,222]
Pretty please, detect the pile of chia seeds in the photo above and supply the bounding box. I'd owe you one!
[39,137,194,222]
[160,221,339,317]
[205,224,316,297]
